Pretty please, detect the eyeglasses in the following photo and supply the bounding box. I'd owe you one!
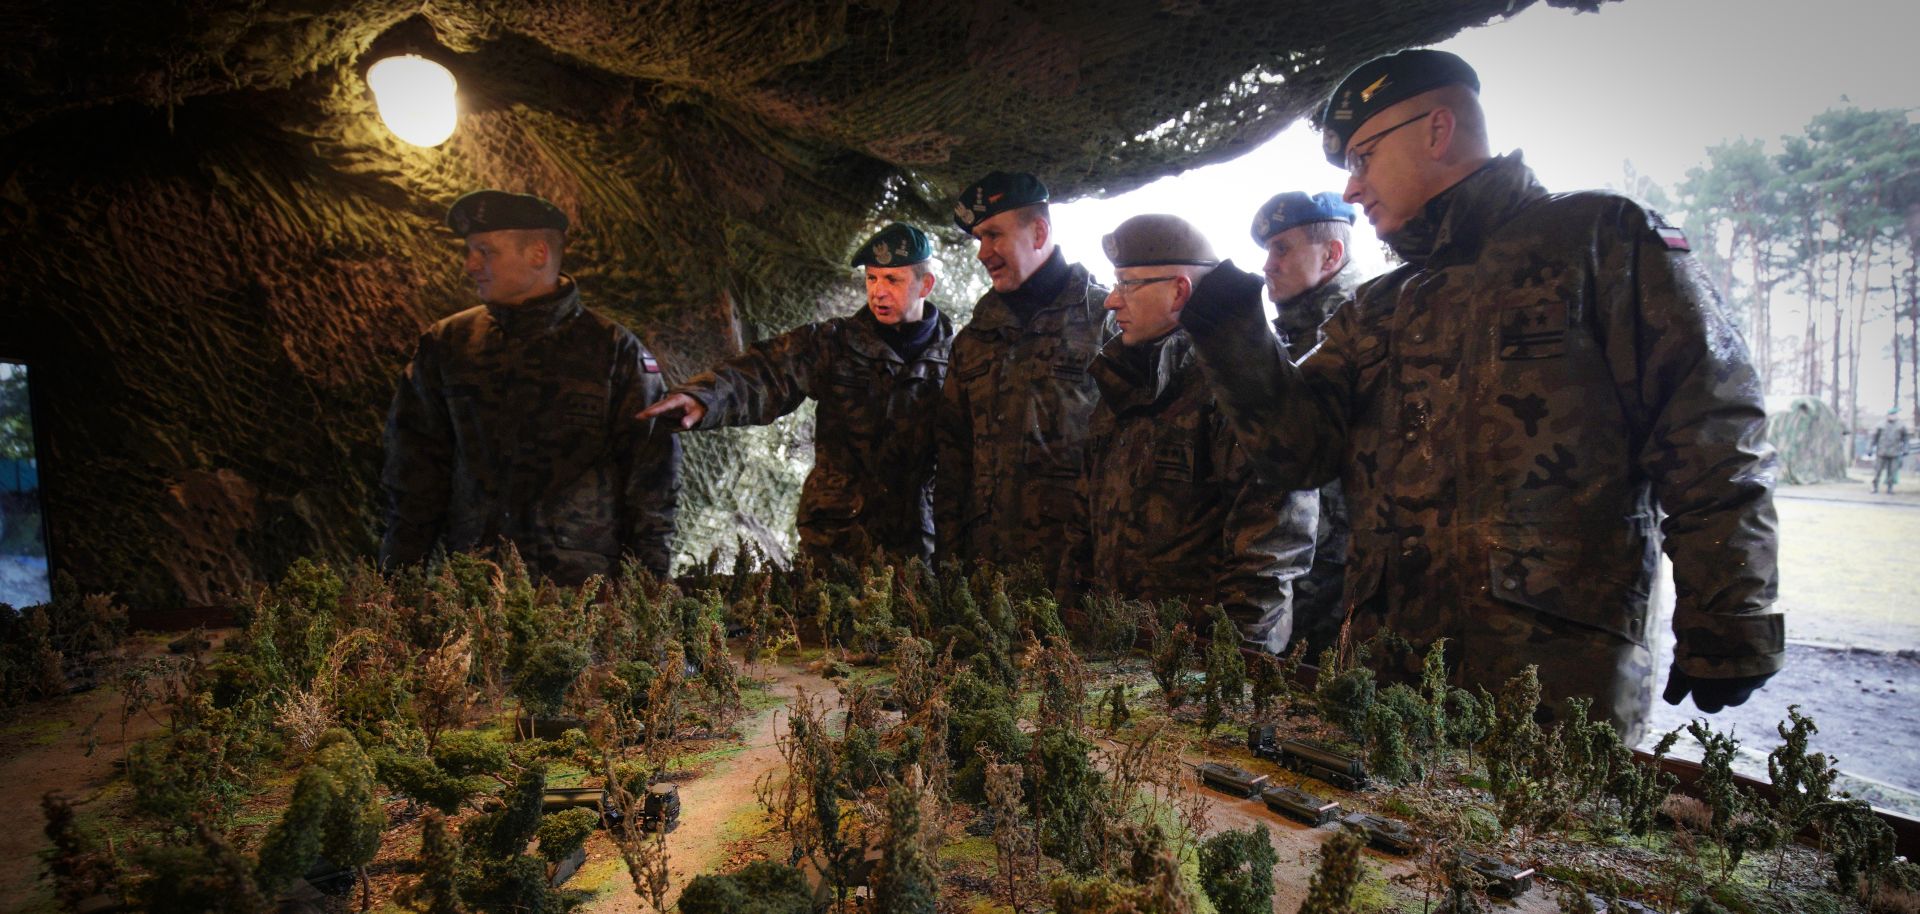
[1344,108,1435,177]
[1111,275,1179,295]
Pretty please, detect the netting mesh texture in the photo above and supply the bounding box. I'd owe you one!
[0,0,1604,606]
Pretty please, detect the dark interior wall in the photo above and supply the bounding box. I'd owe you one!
[0,0,1571,607]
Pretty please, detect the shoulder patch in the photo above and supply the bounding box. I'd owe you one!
[1648,210,1690,252]
[641,354,660,374]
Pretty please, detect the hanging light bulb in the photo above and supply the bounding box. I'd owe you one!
[366,55,458,147]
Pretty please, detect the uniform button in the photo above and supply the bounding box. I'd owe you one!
[1502,577,1519,590]
[1411,333,1425,343]
[1404,430,1417,442]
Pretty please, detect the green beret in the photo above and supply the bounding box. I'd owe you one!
[1251,192,1356,246]
[446,190,570,237]
[1102,214,1217,268]
[1319,49,1479,167]
[953,171,1049,233]
[850,222,932,268]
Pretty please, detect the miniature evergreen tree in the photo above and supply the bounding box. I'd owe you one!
[1032,725,1106,875]
[1764,705,1837,884]
[1103,684,1132,734]
[1443,687,1493,766]
[1365,702,1415,785]
[1824,797,1897,897]
[984,755,1035,910]
[1485,666,1551,834]
[1611,728,1680,839]
[678,861,814,914]
[535,807,598,866]
[1248,651,1287,719]
[1297,825,1367,914]
[1032,635,1090,730]
[1314,646,1376,738]
[1147,611,1195,710]
[1201,607,1247,734]
[873,781,940,914]
[512,641,589,721]
[397,810,465,914]
[1684,719,1774,877]
[1198,824,1277,914]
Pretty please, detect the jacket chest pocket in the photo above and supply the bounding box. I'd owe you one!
[1150,441,1196,483]
[558,389,606,431]
[1497,298,1570,361]
[830,364,873,393]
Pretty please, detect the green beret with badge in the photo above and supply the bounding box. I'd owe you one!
[1102,213,1218,268]
[953,171,1050,232]
[850,222,932,268]
[1318,49,1480,167]
[446,190,570,237]
[1251,191,1356,246]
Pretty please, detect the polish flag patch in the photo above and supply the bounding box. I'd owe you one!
[641,354,660,374]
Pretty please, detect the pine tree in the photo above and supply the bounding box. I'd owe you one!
[1198,825,1277,914]
[873,782,940,914]
[1297,826,1367,914]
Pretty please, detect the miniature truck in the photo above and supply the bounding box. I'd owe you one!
[1460,850,1535,898]
[1248,726,1371,791]
[1196,761,1270,798]
[1340,811,1416,854]
[641,782,681,832]
[1260,784,1341,826]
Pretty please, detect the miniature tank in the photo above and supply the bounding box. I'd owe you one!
[1460,850,1535,898]
[1277,738,1369,790]
[1196,761,1269,798]
[1260,784,1341,826]
[1340,811,1415,854]
[640,782,681,832]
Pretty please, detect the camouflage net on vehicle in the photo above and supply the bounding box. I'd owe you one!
[1766,396,1850,485]
[0,0,1607,605]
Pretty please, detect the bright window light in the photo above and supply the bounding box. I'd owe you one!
[366,55,458,147]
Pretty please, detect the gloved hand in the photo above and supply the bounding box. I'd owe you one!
[1661,664,1774,713]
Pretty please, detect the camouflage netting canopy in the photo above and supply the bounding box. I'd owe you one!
[1766,396,1849,485]
[0,0,1604,607]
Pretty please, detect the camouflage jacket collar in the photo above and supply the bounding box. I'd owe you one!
[967,261,1103,337]
[484,274,584,336]
[846,303,955,365]
[1273,260,1360,354]
[1091,328,1195,412]
[1385,153,1548,266]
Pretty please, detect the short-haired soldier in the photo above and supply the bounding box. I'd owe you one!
[383,190,682,584]
[638,223,954,567]
[1176,50,1782,742]
[1062,214,1318,650]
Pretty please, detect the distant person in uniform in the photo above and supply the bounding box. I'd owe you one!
[636,223,954,566]
[937,172,1111,591]
[382,190,681,585]
[1176,50,1782,743]
[1250,191,1365,657]
[1868,408,1910,494]
[1062,214,1317,651]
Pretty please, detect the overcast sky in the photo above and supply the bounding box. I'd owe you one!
[1047,0,1920,414]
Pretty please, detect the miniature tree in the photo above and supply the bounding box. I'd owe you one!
[892,635,937,714]
[985,755,1036,912]
[1484,666,1553,834]
[512,641,589,722]
[535,807,598,867]
[700,618,742,725]
[1032,725,1107,875]
[1031,634,1090,730]
[1297,825,1368,914]
[1199,824,1277,914]
[1365,702,1416,785]
[1147,612,1195,710]
[1684,719,1774,878]
[41,793,120,910]
[1201,607,1247,734]
[254,729,385,906]
[1314,645,1376,737]
[1443,687,1492,767]
[1248,651,1287,719]
[1102,684,1132,734]
[1611,728,1680,839]
[1823,797,1897,899]
[873,781,941,914]
[397,810,465,914]
[135,819,274,914]
[1764,705,1837,884]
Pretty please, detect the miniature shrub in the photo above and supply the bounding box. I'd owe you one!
[1032,726,1105,875]
[535,808,599,864]
[873,782,940,914]
[435,730,512,777]
[1199,824,1277,914]
[1298,825,1367,914]
[512,642,589,720]
[677,861,814,914]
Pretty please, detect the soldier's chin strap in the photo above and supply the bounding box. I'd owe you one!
[1661,665,1774,714]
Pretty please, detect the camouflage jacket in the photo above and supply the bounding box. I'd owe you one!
[1272,260,1361,361]
[1869,423,1909,457]
[381,277,681,583]
[935,259,1112,585]
[1180,154,1782,742]
[673,307,954,565]
[1273,262,1362,657]
[1064,330,1318,651]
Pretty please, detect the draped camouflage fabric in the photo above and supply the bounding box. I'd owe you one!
[1063,330,1318,651]
[1180,154,1782,744]
[382,276,682,584]
[935,263,1112,585]
[674,308,954,565]
[1273,261,1362,659]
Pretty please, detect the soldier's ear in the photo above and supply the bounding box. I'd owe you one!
[916,271,936,297]
[1323,237,1346,271]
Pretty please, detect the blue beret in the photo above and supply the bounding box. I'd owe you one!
[446,190,569,236]
[953,171,1050,233]
[851,222,932,268]
[1251,192,1356,246]
[1319,49,1479,167]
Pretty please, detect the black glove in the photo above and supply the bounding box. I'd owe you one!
[1661,664,1773,713]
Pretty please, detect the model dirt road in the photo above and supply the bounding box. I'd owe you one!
[582,661,838,913]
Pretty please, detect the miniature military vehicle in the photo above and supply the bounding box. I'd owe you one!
[1460,850,1535,898]
[640,782,681,832]
[1196,761,1269,798]
[1340,811,1415,854]
[1249,728,1370,790]
[1260,784,1341,826]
